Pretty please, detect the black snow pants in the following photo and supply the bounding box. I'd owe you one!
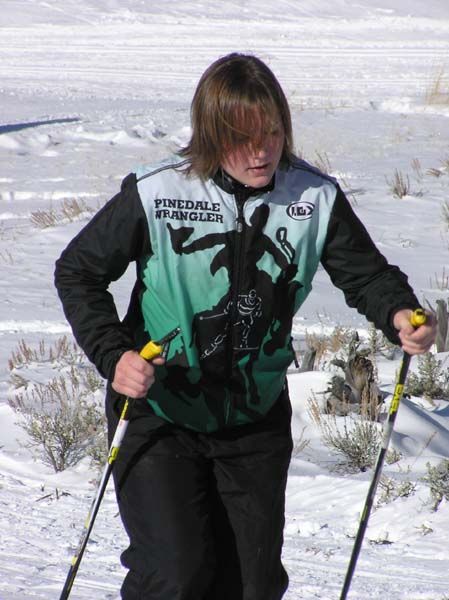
[106,386,293,600]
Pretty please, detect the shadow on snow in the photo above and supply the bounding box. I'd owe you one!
[0,117,81,135]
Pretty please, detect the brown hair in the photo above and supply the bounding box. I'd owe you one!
[179,53,294,180]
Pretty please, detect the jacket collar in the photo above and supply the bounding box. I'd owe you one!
[213,168,275,200]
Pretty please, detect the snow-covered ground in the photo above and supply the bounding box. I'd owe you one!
[1,1,449,598]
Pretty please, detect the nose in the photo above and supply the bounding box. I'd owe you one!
[252,143,269,159]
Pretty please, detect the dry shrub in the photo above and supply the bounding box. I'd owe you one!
[8,336,107,472]
[378,475,416,506]
[9,372,105,472]
[367,322,397,360]
[308,396,383,472]
[292,426,310,457]
[422,459,449,510]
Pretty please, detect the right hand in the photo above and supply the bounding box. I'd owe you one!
[112,350,165,398]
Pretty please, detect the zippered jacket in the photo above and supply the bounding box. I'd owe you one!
[55,156,419,432]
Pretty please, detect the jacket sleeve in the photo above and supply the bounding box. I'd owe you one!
[54,173,150,379]
[320,187,420,343]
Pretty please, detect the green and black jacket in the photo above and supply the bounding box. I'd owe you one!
[55,156,419,432]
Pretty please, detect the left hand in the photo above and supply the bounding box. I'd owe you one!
[393,308,437,355]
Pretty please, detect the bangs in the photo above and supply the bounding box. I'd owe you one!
[217,95,283,152]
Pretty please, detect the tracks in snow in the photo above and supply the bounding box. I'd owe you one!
[1,20,448,106]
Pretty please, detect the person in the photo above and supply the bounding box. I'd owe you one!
[54,52,436,600]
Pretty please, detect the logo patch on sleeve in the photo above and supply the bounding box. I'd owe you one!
[286,200,315,221]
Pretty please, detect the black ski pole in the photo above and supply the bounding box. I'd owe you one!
[59,328,179,600]
[339,309,426,600]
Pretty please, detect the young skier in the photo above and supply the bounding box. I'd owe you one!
[55,53,436,600]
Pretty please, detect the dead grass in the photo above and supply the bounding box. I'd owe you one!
[386,169,411,198]
[308,150,359,205]
[429,266,449,291]
[427,167,444,178]
[305,326,355,369]
[8,336,83,370]
[443,201,449,229]
[0,249,14,264]
[312,150,333,174]
[411,158,423,181]
[30,198,96,228]
[425,66,449,106]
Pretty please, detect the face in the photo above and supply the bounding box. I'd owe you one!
[221,124,285,188]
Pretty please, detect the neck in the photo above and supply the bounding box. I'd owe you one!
[213,169,275,199]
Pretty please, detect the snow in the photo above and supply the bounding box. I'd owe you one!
[1,1,449,598]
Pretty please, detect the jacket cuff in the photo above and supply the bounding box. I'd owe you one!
[101,347,133,382]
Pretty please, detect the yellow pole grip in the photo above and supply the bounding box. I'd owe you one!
[410,308,427,328]
[139,340,163,361]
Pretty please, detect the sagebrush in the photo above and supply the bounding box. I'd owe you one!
[9,373,105,472]
[422,459,449,510]
[378,475,416,506]
[406,352,449,400]
[309,396,383,472]
[8,337,107,472]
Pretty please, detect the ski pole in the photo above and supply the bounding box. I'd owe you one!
[339,309,427,600]
[59,328,180,600]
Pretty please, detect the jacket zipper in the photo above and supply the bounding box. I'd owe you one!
[227,189,247,393]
